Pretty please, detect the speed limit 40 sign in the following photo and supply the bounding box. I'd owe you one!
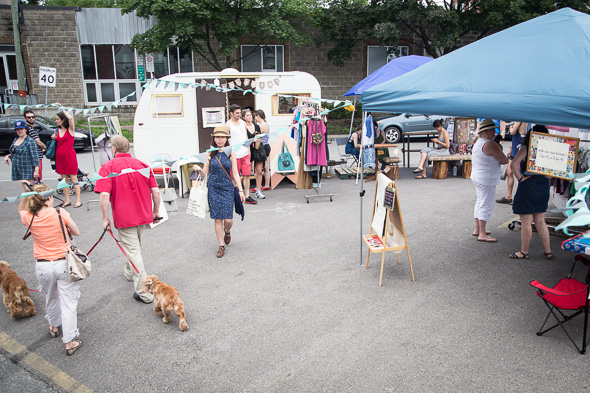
[39,66,56,87]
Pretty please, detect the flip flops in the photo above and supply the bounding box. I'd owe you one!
[544,252,553,260]
[73,203,83,208]
[412,168,424,173]
[472,231,491,236]
[477,237,497,243]
[509,251,529,259]
[62,202,71,208]
[415,174,427,179]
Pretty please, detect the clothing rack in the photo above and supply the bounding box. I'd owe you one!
[304,117,333,203]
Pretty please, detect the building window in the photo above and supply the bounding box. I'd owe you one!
[241,45,284,72]
[151,48,193,79]
[367,45,409,75]
[80,45,193,105]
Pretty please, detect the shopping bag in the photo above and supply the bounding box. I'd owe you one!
[276,142,295,173]
[187,176,209,218]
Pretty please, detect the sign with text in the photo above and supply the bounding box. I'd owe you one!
[526,132,579,180]
[39,66,56,87]
[383,186,395,211]
[145,53,154,73]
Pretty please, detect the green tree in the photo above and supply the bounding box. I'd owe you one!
[317,0,590,64]
[119,0,320,71]
[43,0,117,6]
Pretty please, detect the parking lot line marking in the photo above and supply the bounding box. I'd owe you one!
[0,331,93,393]
[498,218,518,229]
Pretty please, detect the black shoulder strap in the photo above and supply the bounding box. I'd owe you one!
[55,207,70,244]
[23,214,34,240]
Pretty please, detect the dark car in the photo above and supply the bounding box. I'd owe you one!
[0,115,94,153]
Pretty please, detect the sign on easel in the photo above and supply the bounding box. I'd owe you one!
[363,173,414,286]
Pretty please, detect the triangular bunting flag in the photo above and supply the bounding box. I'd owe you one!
[6,196,18,205]
[107,172,120,178]
[56,179,69,189]
[137,167,151,178]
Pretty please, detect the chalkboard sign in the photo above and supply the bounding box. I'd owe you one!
[384,186,395,211]
[526,132,579,180]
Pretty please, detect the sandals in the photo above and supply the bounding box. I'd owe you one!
[62,202,71,208]
[477,236,497,243]
[224,229,231,245]
[509,251,529,259]
[216,246,225,258]
[415,174,427,179]
[472,230,491,236]
[412,167,424,173]
[544,252,553,260]
[65,339,82,356]
[73,203,83,208]
[49,326,60,338]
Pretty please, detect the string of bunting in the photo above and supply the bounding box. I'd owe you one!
[3,77,352,115]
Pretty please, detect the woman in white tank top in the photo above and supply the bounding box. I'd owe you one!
[471,119,509,242]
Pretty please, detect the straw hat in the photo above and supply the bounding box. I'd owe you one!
[478,119,496,134]
[211,125,230,137]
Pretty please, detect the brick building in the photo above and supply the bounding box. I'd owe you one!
[0,5,441,121]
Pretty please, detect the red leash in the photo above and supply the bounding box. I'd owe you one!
[107,229,140,274]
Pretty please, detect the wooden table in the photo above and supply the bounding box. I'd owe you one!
[403,131,438,168]
[364,144,398,182]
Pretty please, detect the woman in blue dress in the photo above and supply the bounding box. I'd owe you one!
[509,125,552,260]
[197,126,245,258]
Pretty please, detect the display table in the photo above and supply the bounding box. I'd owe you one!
[562,231,590,254]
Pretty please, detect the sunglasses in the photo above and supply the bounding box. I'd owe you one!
[26,116,35,119]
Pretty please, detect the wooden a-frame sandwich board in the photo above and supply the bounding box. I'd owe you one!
[363,173,415,286]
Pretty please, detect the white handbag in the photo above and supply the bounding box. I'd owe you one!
[187,175,209,218]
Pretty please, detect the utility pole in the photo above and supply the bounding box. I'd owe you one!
[11,0,26,105]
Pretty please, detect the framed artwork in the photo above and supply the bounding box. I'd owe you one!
[453,118,477,143]
[201,107,226,128]
[526,132,579,180]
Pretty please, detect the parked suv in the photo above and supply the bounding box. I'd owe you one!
[375,113,448,144]
[0,115,94,152]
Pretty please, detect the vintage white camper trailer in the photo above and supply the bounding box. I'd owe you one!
[133,69,321,164]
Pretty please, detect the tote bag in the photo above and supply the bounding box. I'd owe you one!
[277,142,295,173]
[187,175,209,218]
[45,140,56,160]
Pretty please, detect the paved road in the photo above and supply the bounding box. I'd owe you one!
[0,143,589,392]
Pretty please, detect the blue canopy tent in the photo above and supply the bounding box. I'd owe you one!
[344,55,433,97]
[361,8,590,129]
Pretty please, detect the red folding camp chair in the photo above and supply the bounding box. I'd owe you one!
[529,255,590,354]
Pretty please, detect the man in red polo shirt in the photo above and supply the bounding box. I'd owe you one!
[95,136,161,303]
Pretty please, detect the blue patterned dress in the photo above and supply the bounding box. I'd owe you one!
[208,152,234,219]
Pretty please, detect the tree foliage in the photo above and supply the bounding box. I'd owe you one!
[43,0,117,6]
[316,0,590,64]
[119,0,320,71]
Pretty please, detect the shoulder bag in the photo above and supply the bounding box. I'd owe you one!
[56,208,91,281]
[277,142,295,173]
[215,155,244,221]
[45,139,56,160]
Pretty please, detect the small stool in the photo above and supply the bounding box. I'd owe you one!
[462,161,472,179]
[382,156,401,180]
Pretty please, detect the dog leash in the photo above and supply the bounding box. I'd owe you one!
[107,229,140,274]
[86,228,107,256]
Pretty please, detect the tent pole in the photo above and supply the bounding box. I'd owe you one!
[348,96,356,138]
[360,111,365,265]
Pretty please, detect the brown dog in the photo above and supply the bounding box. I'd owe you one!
[142,275,188,331]
[0,261,36,318]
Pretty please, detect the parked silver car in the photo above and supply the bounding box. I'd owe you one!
[375,113,448,144]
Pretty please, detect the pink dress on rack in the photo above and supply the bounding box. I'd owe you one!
[55,128,78,175]
[306,120,327,166]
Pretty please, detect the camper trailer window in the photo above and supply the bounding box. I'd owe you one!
[152,94,183,117]
[272,93,310,116]
[202,107,226,128]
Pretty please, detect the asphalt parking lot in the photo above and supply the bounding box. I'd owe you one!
[1,142,589,392]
